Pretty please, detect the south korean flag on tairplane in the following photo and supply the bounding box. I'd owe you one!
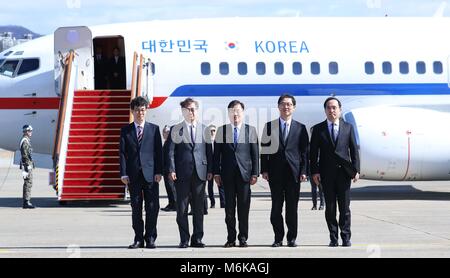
[225,41,239,51]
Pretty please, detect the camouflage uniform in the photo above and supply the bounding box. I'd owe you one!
[20,135,34,202]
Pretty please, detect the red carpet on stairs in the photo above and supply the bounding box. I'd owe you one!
[59,90,131,201]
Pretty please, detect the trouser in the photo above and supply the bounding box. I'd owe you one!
[322,169,352,242]
[23,170,33,202]
[223,166,251,242]
[163,175,177,207]
[269,165,301,242]
[207,179,226,207]
[175,172,206,244]
[129,171,160,242]
[311,179,324,207]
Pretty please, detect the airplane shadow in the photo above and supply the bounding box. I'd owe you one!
[0,197,127,208]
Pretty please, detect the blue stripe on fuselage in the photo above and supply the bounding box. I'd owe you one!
[171,83,450,97]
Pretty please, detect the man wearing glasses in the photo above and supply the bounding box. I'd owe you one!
[261,94,309,248]
[168,98,213,248]
[120,96,163,249]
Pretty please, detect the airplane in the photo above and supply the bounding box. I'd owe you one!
[0,17,449,181]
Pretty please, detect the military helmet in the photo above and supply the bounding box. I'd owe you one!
[22,125,33,132]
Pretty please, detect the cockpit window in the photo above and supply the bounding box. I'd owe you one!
[17,59,39,76]
[14,51,24,56]
[0,59,4,67]
[0,60,19,77]
[3,51,13,57]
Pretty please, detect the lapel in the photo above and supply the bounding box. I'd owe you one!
[284,120,296,147]
[335,119,345,147]
[130,123,139,147]
[322,120,335,148]
[235,124,247,151]
[193,123,202,150]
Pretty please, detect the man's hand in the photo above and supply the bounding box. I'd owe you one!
[121,176,130,185]
[154,174,162,183]
[214,175,222,187]
[250,176,258,185]
[312,174,321,186]
[169,172,177,182]
[262,172,269,181]
[22,171,29,179]
[353,173,360,183]
[300,175,307,183]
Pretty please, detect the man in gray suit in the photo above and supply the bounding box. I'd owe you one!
[168,98,213,248]
[214,100,259,248]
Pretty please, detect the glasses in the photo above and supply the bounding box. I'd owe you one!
[279,102,294,107]
[183,107,197,113]
[133,108,147,113]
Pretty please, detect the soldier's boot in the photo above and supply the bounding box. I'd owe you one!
[23,201,35,209]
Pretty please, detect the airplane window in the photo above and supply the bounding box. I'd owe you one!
[433,61,443,74]
[0,59,19,77]
[365,62,374,74]
[14,51,24,56]
[382,62,392,74]
[201,62,211,75]
[238,62,248,75]
[17,58,39,76]
[329,62,338,75]
[311,62,320,75]
[274,62,284,75]
[399,61,409,74]
[256,62,266,75]
[416,61,426,74]
[292,62,302,75]
[219,62,229,75]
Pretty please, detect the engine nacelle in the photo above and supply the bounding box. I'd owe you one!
[344,106,450,181]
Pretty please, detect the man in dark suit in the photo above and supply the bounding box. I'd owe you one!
[214,100,259,248]
[168,98,213,248]
[120,96,163,249]
[161,125,177,212]
[207,125,225,209]
[94,46,108,89]
[310,97,360,247]
[261,94,309,248]
[109,47,126,89]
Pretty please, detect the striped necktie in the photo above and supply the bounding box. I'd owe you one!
[137,126,143,145]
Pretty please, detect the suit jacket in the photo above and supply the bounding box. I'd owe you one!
[168,122,213,182]
[119,122,163,184]
[213,124,259,182]
[309,119,360,179]
[260,119,309,183]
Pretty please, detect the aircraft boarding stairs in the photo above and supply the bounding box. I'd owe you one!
[52,51,152,203]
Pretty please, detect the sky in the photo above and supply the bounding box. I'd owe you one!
[1,0,448,35]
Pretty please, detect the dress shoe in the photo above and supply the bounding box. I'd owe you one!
[191,241,205,248]
[319,205,324,210]
[311,206,317,210]
[287,240,297,247]
[328,241,339,247]
[161,204,175,212]
[178,242,189,248]
[23,201,35,209]
[188,211,193,215]
[204,211,208,215]
[210,204,215,209]
[239,240,248,248]
[145,240,156,249]
[342,240,352,247]
[224,241,236,248]
[271,241,283,247]
[128,241,144,249]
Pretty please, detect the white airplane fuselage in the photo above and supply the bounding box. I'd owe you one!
[0,17,449,181]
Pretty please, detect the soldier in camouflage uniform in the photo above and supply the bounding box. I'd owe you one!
[20,125,35,209]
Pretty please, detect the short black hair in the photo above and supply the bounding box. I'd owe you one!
[130,96,149,110]
[180,98,199,109]
[323,97,342,109]
[278,94,296,106]
[227,100,245,110]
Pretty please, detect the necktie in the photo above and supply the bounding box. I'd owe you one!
[190,125,195,144]
[233,127,238,148]
[282,122,288,144]
[137,126,143,145]
[331,123,336,143]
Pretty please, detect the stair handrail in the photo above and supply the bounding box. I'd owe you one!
[136,54,144,98]
[52,50,75,165]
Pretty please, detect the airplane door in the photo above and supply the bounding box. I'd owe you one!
[54,26,94,94]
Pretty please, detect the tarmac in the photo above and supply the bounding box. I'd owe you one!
[1,149,450,258]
